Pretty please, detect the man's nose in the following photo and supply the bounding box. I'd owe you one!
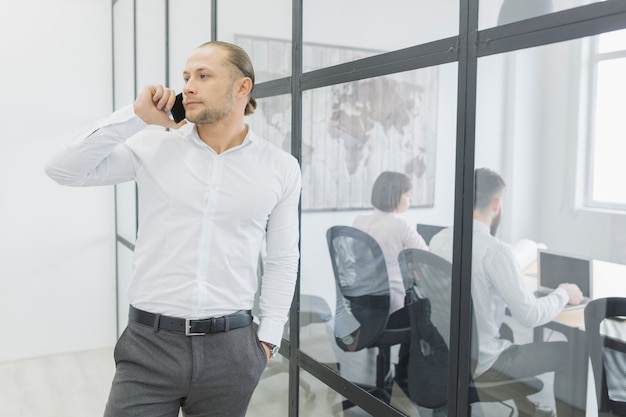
[183,81,195,95]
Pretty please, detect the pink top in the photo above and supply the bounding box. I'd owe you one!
[353,209,428,313]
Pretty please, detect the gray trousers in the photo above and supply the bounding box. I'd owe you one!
[104,320,268,417]
[475,341,574,416]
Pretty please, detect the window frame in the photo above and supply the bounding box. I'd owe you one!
[584,29,626,211]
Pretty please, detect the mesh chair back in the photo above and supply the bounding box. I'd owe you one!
[327,226,391,351]
[398,248,544,415]
[585,297,626,416]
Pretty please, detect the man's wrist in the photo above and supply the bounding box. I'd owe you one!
[261,341,280,358]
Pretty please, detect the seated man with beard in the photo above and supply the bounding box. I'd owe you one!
[429,168,583,417]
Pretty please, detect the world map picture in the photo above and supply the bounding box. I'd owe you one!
[238,35,439,211]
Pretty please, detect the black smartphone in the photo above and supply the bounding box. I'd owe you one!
[171,93,186,123]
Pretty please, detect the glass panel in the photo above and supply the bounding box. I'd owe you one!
[303,0,458,71]
[115,181,137,244]
[591,57,626,204]
[598,28,626,54]
[247,359,289,417]
[472,36,626,417]
[136,0,166,88]
[217,0,292,83]
[116,242,134,337]
[167,0,212,92]
[479,0,602,29]
[247,95,292,153]
[299,369,344,416]
[113,0,135,109]
[300,62,457,415]
[301,70,440,211]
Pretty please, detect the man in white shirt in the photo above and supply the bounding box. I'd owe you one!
[429,168,583,417]
[45,41,301,417]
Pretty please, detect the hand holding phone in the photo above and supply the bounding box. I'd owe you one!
[171,93,186,123]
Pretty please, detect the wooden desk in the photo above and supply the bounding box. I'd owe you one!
[533,312,587,416]
[521,257,626,416]
[524,270,587,415]
[554,308,585,329]
[523,269,586,329]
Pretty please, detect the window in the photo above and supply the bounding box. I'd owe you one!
[585,28,626,209]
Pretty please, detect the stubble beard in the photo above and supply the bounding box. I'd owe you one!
[187,90,235,125]
[490,210,502,237]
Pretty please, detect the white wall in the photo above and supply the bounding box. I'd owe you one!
[0,0,115,361]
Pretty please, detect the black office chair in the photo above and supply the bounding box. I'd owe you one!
[398,248,544,417]
[416,223,447,246]
[326,225,411,412]
[584,297,626,417]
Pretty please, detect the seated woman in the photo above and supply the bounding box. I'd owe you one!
[353,171,428,315]
[342,171,428,380]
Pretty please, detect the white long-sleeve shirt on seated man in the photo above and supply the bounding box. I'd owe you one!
[429,221,569,376]
[45,104,301,347]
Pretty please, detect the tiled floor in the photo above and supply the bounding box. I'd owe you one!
[0,348,114,417]
[0,320,594,417]
[0,346,423,417]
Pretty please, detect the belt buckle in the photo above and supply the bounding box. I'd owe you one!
[185,318,207,336]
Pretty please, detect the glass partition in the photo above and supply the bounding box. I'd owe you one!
[479,0,605,29]
[217,0,292,83]
[299,61,457,416]
[167,0,212,92]
[303,0,459,71]
[111,0,626,416]
[115,181,137,245]
[299,369,342,416]
[116,242,134,336]
[471,32,626,417]
[113,0,135,109]
[136,0,166,88]
[113,0,138,337]
[247,95,292,153]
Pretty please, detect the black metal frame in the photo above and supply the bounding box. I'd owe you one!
[112,1,626,416]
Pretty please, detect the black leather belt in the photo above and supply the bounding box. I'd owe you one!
[129,305,253,336]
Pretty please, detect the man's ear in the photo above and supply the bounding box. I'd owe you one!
[491,196,502,213]
[237,77,253,97]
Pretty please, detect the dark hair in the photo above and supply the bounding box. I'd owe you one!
[198,41,257,116]
[474,168,506,211]
[371,171,412,212]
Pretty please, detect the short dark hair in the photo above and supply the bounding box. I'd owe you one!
[198,41,257,116]
[474,168,506,211]
[371,171,412,212]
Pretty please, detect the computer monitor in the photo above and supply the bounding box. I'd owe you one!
[537,249,592,298]
[416,224,447,246]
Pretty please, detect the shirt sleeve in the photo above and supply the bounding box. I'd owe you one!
[44,105,146,186]
[485,244,568,328]
[403,218,429,250]
[256,156,302,346]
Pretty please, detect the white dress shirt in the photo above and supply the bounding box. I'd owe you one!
[429,220,568,376]
[353,209,429,313]
[45,105,301,346]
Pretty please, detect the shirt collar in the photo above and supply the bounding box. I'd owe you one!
[473,219,491,234]
[186,123,258,152]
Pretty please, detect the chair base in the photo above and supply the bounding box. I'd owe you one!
[332,383,392,416]
[333,366,396,415]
